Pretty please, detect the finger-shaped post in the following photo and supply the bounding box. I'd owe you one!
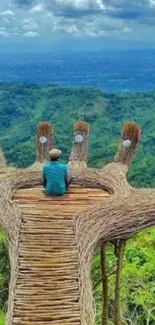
[36,122,54,163]
[68,121,89,172]
[114,122,141,166]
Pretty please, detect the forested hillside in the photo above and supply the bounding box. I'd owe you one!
[0,83,155,325]
[1,83,155,186]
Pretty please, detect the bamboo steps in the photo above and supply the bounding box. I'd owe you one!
[13,185,110,325]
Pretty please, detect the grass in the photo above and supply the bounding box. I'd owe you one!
[0,312,4,325]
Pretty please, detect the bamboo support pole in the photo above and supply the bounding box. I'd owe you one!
[114,240,126,325]
[101,243,108,325]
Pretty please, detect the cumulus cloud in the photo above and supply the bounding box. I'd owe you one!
[32,0,155,22]
[102,0,155,22]
[53,20,80,35]
[0,10,15,16]
[30,4,44,13]
[45,0,105,18]
[50,0,155,35]
[10,0,155,23]
[123,27,132,33]
[0,27,10,37]
[0,31,9,37]
[52,13,127,37]
[150,0,155,6]
[0,0,155,45]
[22,18,38,30]
[10,0,155,26]
[24,30,39,37]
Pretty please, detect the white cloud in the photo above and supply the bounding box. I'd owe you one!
[0,0,154,47]
[0,27,7,31]
[2,18,11,24]
[0,10,15,16]
[66,24,79,34]
[23,18,38,30]
[53,21,79,34]
[149,0,155,6]
[51,13,128,37]
[46,0,106,17]
[24,30,39,37]
[0,27,10,37]
[0,31,9,37]
[30,4,44,13]
[123,27,132,33]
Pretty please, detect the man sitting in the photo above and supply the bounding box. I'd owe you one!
[42,149,71,196]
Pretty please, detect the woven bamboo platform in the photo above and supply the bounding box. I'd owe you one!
[12,185,110,325]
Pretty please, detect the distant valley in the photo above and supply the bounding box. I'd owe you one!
[1,50,155,92]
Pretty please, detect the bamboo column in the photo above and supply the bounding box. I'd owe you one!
[101,244,108,325]
[114,240,126,325]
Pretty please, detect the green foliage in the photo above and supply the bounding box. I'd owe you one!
[0,230,10,313]
[92,228,155,324]
[0,311,4,325]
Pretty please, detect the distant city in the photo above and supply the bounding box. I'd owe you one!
[0,50,155,92]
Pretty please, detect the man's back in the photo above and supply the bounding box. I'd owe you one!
[43,161,68,196]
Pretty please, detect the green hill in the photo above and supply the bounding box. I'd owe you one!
[0,83,155,325]
[1,83,155,187]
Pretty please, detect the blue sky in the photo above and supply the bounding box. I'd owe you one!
[1,0,155,52]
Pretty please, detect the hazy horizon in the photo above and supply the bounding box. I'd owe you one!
[1,49,155,93]
[1,1,155,53]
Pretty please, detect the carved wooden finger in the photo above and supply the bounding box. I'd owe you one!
[36,122,54,163]
[68,121,89,172]
[114,122,141,166]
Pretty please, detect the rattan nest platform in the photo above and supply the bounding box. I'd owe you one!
[0,121,155,325]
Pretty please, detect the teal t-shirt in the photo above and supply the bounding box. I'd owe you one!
[43,162,68,196]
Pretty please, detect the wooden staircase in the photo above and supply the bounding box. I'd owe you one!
[13,185,110,325]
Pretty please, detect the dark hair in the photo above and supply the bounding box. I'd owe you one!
[50,157,60,162]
